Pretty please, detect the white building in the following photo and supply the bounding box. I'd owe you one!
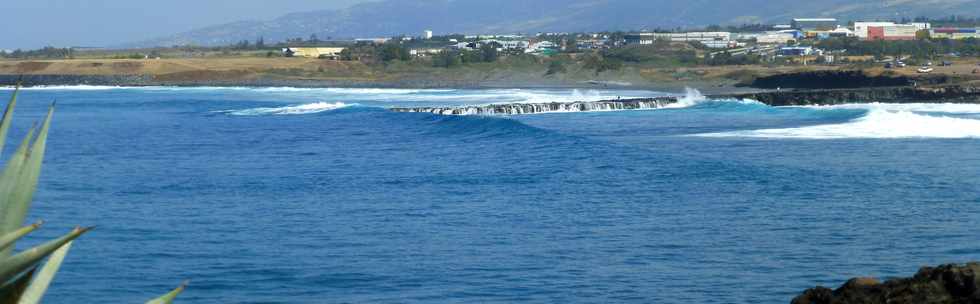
[423,30,433,39]
[625,32,732,45]
[854,22,896,39]
[754,32,797,44]
[410,48,442,56]
[482,39,530,50]
[908,23,932,31]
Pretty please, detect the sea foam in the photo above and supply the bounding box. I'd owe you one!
[698,104,980,139]
[220,102,353,116]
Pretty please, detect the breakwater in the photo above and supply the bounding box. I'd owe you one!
[389,97,678,115]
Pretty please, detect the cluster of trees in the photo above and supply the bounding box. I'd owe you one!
[340,42,411,63]
[432,44,500,67]
[908,16,980,28]
[604,43,698,65]
[230,37,267,50]
[814,37,980,58]
[703,52,762,66]
[0,47,74,59]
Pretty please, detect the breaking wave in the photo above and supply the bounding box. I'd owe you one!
[697,104,980,139]
[219,102,353,116]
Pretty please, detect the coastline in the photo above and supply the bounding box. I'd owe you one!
[2,58,979,106]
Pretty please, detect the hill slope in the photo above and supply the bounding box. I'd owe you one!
[130,0,980,47]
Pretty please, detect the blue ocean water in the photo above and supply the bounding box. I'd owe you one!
[4,86,980,303]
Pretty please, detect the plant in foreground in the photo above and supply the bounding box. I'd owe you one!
[0,84,185,303]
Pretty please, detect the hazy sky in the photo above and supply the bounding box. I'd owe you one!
[2,0,374,49]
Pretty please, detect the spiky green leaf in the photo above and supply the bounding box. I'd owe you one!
[145,281,188,304]
[0,125,37,257]
[0,266,36,304]
[0,84,21,156]
[0,221,42,253]
[16,240,72,304]
[0,105,53,257]
[0,227,90,283]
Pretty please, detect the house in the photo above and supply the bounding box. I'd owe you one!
[282,47,346,59]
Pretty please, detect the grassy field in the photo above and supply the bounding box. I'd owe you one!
[1,56,978,89]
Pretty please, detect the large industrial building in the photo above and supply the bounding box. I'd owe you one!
[930,28,980,39]
[625,32,735,48]
[281,47,346,59]
[866,24,919,40]
[854,22,929,40]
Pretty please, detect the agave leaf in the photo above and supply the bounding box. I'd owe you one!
[0,221,42,253]
[0,227,90,284]
[0,125,37,257]
[0,84,20,157]
[0,266,36,304]
[145,281,189,304]
[16,240,72,304]
[0,105,52,254]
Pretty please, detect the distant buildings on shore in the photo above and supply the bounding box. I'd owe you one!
[274,15,980,61]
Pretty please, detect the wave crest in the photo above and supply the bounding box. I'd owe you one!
[220,102,352,116]
[698,108,980,139]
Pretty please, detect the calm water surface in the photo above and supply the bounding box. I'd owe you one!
[5,86,980,303]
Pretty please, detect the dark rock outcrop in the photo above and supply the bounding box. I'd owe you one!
[792,262,980,304]
[744,70,947,90]
[725,85,980,106]
[0,74,152,87]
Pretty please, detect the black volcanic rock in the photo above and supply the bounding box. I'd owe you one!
[726,85,980,106]
[792,263,980,304]
[746,70,920,89]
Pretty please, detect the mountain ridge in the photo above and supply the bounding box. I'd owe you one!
[128,0,980,47]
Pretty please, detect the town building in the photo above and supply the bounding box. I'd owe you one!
[791,18,838,31]
[281,47,346,59]
[481,39,531,50]
[625,32,735,48]
[409,48,443,57]
[854,22,897,39]
[867,24,919,40]
[930,28,980,39]
[854,22,929,40]
[423,30,433,39]
[741,32,797,44]
[777,46,817,56]
[354,38,391,44]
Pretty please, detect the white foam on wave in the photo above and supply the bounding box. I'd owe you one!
[698,104,980,139]
[220,102,353,116]
[663,87,707,108]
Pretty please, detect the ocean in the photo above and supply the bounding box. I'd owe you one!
[4,86,980,303]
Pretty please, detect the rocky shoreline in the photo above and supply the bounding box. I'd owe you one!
[724,85,980,106]
[3,72,979,108]
[793,262,980,304]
